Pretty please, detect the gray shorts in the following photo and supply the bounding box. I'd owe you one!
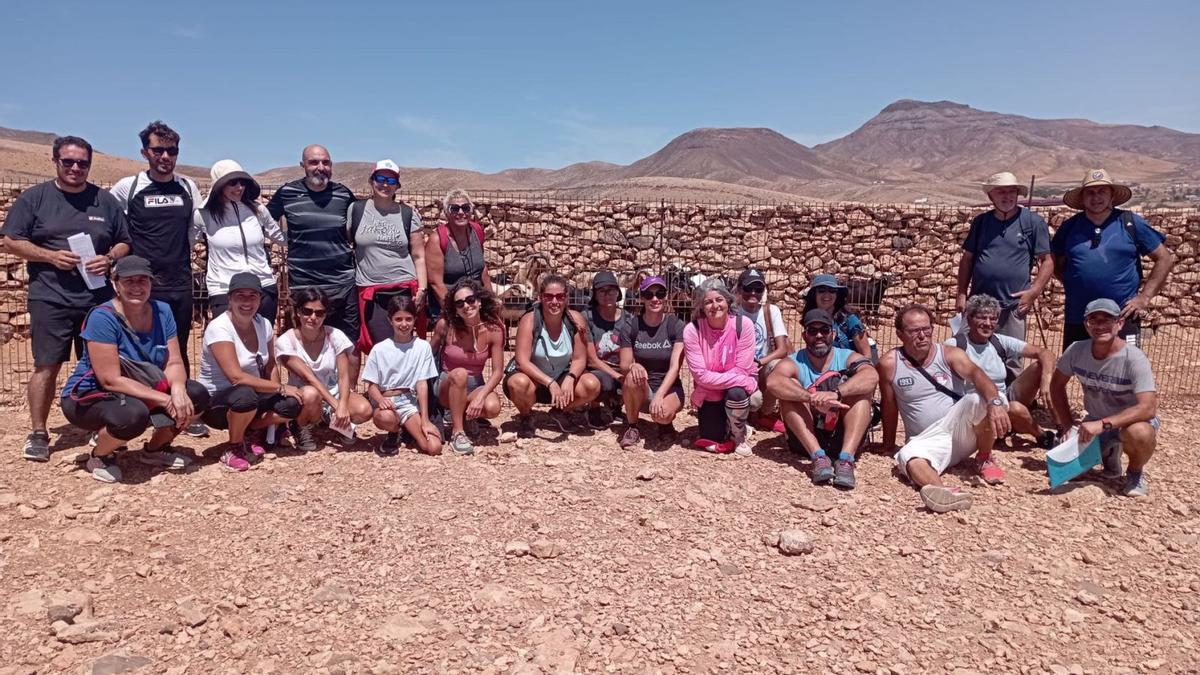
[434,370,485,405]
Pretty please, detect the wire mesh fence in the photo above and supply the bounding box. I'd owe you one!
[0,179,1197,406]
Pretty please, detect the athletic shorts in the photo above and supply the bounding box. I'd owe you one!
[503,370,571,405]
[29,300,90,366]
[201,386,302,429]
[636,380,685,413]
[894,394,993,477]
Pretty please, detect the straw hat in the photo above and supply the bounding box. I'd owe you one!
[980,171,1029,197]
[203,159,261,208]
[1063,169,1132,210]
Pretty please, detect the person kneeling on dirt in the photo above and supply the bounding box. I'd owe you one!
[734,268,791,433]
[503,274,601,438]
[949,294,1057,449]
[61,256,211,483]
[616,276,687,449]
[363,295,443,456]
[1049,298,1159,497]
[198,273,317,471]
[683,279,758,457]
[878,304,1011,513]
[767,309,878,489]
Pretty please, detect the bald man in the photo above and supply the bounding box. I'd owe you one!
[267,145,360,368]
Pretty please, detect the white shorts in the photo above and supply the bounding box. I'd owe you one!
[894,394,993,477]
[382,392,420,425]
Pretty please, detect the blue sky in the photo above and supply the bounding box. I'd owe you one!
[1,0,1196,174]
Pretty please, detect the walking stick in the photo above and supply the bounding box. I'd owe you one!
[1027,174,1051,349]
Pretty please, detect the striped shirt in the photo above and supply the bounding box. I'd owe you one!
[267,179,356,288]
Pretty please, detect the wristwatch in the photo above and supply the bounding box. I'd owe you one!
[1101,418,1114,432]
[989,397,1005,407]
[105,252,117,268]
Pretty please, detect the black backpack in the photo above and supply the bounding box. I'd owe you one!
[349,200,414,250]
[954,332,1019,387]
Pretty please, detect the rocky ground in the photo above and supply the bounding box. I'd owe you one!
[1,402,1198,675]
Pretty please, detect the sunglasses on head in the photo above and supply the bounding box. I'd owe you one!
[640,288,668,300]
[147,146,180,157]
[297,307,327,318]
[372,174,399,186]
[804,325,832,336]
[58,158,90,169]
[447,203,472,214]
[453,294,479,309]
[541,292,566,302]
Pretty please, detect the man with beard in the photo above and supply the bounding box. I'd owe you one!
[1051,169,1175,351]
[1049,299,1159,497]
[878,304,1011,513]
[267,145,360,373]
[1,136,131,461]
[766,309,877,489]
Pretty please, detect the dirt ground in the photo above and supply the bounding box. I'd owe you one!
[1,399,1198,675]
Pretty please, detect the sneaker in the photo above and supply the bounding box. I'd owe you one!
[832,459,857,489]
[1101,442,1123,479]
[244,433,267,459]
[978,457,1007,485]
[694,438,735,454]
[289,421,317,452]
[810,455,835,484]
[218,444,251,472]
[450,432,475,456]
[22,431,50,462]
[377,432,401,457]
[618,425,641,449]
[84,453,122,483]
[587,406,612,430]
[184,421,210,438]
[733,441,753,457]
[919,485,973,513]
[517,415,536,439]
[136,445,192,470]
[1122,470,1149,497]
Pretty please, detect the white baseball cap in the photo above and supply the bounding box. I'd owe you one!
[373,159,400,177]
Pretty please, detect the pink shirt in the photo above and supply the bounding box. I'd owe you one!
[683,314,758,406]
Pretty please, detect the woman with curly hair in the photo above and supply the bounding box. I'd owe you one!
[428,278,505,454]
[802,274,873,359]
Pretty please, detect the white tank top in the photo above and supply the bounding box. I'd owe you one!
[891,344,957,439]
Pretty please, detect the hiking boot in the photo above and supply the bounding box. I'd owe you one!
[517,415,536,439]
[832,459,857,489]
[618,425,641,449]
[1122,470,1149,497]
[1101,442,1123,479]
[289,421,317,452]
[22,431,50,462]
[85,453,122,483]
[220,444,251,472]
[810,455,835,484]
[184,421,210,438]
[919,485,973,513]
[978,457,1007,485]
[450,431,475,456]
[377,432,401,457]
[587,406,613,430]
[136,445,192,470]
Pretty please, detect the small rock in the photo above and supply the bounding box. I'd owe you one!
[85,487,113,503]
[313,581,354,603]
[981,550,1008,565]
[17,504,36,519]
[62,527,102,544]
[1060,482,1108,508]
[1062,608,1086,624]
[305,467,324,476]
[635,467,658,481]
[777,529,814,556]
[505,540,531,557]
[386,484,411,501]
[177,600,208,627]
[791,496,835,512]
[761,532,780,547]
[530,538,562,559]
[437,509,458,521]
[46,590,92,623]
[1075,590,1101,606]
[1165,498,1190,516]
[223,505,249,517]
[855,660,878,673]
[498,431,518,444]
[91,652,152,675]
[612,622,629,635]
[54,619,118,644]
[717,562,743,576]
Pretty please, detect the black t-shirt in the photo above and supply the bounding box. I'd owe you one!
[266,179,356,288]
[585,308,630,367]
[1,181,131,306]
[114,172,199,291]
[619,314,685,390]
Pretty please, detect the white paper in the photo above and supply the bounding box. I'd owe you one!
[1046,430,1081,463]
[949,313,963,335]
[329,417,357,440]
[66,233,106,290]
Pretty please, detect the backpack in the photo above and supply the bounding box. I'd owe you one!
[502,304,581,376]
[1117,210,1143,282]
[437,221,486,254]
[349,200,414,250]
[954,333,1019,387]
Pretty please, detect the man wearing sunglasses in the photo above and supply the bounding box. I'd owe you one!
[1,135,131,462]
[109,122,205,385]
[1051,169,1175,352]
[766,309,878,489]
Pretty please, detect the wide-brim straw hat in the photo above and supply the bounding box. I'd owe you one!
[1063,168,1132,210]
[204,159,261,208]
[981,171,1029,197]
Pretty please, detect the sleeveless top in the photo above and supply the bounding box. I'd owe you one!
[442,225,486,288]
[890,344,957,440]
[531,322,573,379]
[441,327,489,377]
[792,347,854,388]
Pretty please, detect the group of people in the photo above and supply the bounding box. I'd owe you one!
[0,124,1175,512]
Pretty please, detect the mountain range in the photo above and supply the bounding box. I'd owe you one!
[5,100,1198,204]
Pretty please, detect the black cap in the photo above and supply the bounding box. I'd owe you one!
[737,269,766,289]
[112,255,153,279]
[803,309,835,327]
[592,270,619,290]
[228,272,263,294]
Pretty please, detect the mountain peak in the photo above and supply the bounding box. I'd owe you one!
[879,99,972,115]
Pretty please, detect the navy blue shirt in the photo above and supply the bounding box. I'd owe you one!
[963,207,1051,309]
[1050,210,1165,323]
[62,299,176,397]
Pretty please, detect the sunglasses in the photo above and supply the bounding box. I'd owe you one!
[640,289,668,300]
[58,158,91,169]
[226,178,250,189]
[447,204,472,214]
[541,292,567,302]
[372,174,399,186]
[297,307,327,318]
[147,146,180,157]
[741,286,765,295]
[804,325,832,336]
[453,294,479,309]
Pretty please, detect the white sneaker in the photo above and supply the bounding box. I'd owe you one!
[733,441,754,457]
[85,454,122,483]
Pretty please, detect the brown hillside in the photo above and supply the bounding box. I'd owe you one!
[0,129,208,185]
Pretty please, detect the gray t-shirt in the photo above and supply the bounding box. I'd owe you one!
[963,207,1050,309]
[1056,341,1156,419]
[350,201,423,286]
[945,333,1026,397]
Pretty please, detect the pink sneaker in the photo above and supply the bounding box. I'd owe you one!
[221,444,251,472]
[694,438,735,454]
[244,434,267,459]
[978,457,1007,485]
